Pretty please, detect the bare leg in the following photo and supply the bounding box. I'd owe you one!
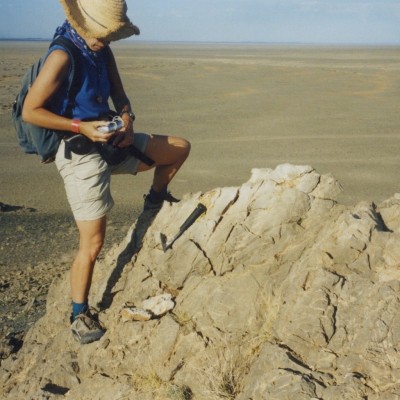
[137,134,191,191]
[71,216,106,303]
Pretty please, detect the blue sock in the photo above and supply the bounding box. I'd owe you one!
[72,300,88,321]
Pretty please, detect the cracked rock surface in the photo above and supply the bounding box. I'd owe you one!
[1,164,400,399]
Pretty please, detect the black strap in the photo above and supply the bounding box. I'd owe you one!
[127,145,155,166]
[49,36,82,118]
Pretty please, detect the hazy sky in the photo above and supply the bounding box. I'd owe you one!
[0,0,399,44]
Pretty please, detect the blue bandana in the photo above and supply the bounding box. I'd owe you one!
[54,20,100,66]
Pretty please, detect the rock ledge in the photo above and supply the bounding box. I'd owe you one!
[1,164,400,400]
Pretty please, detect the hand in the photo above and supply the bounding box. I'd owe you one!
[79,121,114,143]
[112,131,134,148]
[112,115,135,147]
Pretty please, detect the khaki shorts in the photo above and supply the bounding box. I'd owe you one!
[55,133,149,221]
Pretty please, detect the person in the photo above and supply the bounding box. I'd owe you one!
[22,0,190,344]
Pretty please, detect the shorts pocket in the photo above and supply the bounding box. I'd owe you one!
[71,151,110,202]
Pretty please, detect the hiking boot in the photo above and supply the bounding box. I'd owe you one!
[70,308,105,344]
[143,191,180,211]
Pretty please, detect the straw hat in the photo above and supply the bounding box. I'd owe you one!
[59,0,140,41]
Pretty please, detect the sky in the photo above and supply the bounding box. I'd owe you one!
[0,0,399,44]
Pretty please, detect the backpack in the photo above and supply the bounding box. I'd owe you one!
[11,36,81,163]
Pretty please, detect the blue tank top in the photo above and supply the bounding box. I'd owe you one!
[48,44,111,120]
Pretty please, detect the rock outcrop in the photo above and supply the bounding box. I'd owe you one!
[1,164,400,399]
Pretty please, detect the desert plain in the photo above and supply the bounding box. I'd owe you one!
[0,41,400,341]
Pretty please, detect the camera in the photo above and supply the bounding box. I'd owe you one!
[97,116,124,133]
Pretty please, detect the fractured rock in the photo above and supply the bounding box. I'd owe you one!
[1,164,400,400]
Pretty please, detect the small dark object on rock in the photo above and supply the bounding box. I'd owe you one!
[41,383,70,395]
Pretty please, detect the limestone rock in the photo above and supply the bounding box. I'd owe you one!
[141,293,175,316]
[1,164,400,400]
[120,306,152,322]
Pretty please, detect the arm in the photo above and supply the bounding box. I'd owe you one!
[22,50,113,143]
[106,47,136,147]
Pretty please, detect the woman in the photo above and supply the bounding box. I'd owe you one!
[22,0,190,344]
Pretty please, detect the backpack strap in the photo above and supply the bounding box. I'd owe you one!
[49,36,82,118]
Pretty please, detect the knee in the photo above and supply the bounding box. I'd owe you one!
[90,237,104,260]
[165,136,191,163]
[178,137,191,159]
[80,236,104,262]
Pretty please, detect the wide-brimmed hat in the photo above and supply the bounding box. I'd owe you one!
[59,0,140,41]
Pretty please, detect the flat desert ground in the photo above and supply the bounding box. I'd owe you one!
[0,41,399,337]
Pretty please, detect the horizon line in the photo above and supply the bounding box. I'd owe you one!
[1,37,399,47]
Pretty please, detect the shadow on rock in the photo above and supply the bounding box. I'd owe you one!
[98,208,160,310]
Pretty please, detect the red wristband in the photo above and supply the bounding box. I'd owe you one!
[71,119,81,134]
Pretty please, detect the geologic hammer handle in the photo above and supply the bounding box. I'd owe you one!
[179,203,207,232]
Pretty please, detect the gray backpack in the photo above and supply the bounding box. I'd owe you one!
[11,36,81,163]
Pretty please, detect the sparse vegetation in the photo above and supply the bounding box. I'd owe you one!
[131,370,192,400]
[193,336,253,400]
[167,384,193,400]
